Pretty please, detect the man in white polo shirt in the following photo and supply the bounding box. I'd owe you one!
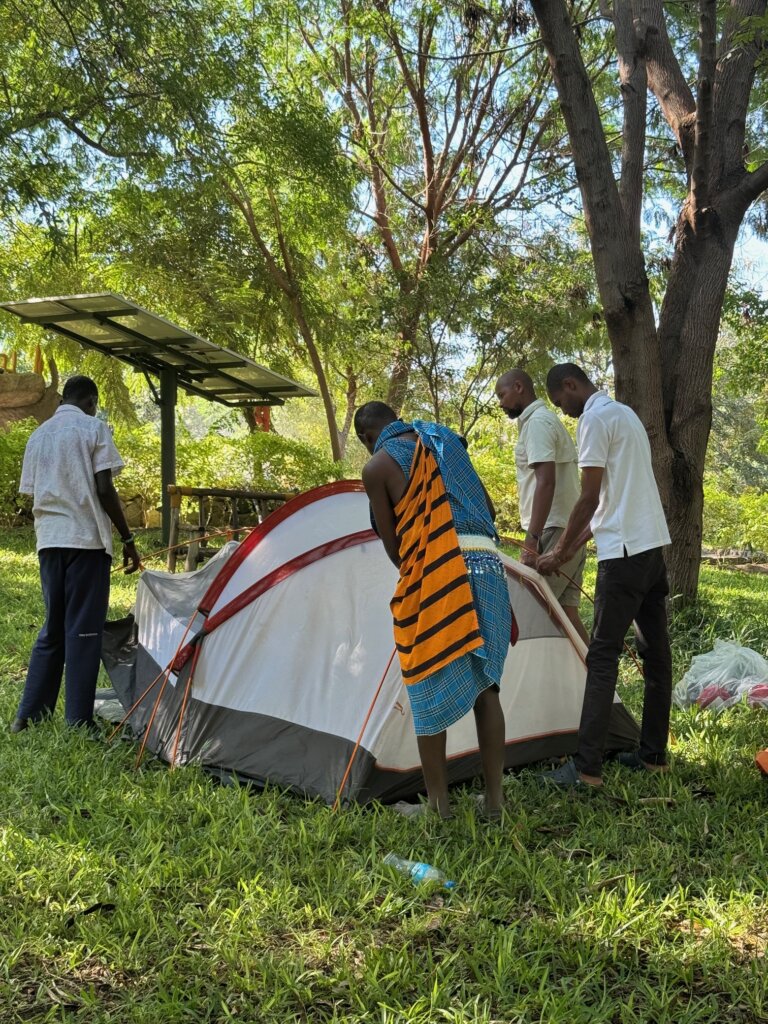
[495,369,589,644]
[537,363,672,788]
[11,375,141,734]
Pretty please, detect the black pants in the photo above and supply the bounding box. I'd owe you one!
[17,548,111,726]
[575,546,672,777]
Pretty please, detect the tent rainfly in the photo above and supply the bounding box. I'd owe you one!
[101,482,639,804]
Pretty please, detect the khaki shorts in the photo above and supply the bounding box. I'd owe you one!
[539,526,586,608]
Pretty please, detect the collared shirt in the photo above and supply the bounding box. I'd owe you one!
[577,392,670,560]
[19,404,124,556]
[515,399,580,530]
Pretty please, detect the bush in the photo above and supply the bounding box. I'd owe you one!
[702,478,768,553]
[177,430,343,495]
[0,419,36,526]
[113,423,343,506]
[465,427,520,537]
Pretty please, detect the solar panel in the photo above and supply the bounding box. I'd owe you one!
[0,293,317,407]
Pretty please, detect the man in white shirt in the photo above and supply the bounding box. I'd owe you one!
[537,363,672,788]
[11,375,141,734]
[495,369,589,644]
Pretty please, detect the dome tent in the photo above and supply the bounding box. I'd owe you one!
[101,482,639,803]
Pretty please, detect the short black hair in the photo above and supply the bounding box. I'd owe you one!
[546,363,592,392]
[62,375,98,403]
[354,401,398,434]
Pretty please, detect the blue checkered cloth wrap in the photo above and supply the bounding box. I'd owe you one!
[373,419,498,539]
[374,419,511,736]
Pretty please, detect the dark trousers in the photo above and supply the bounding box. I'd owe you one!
[575,546,672,778]
[17,548,111,726]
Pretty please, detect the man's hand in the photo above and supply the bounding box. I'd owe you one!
[123,541,141,574]
[519,546,538,569]
[537,549,563,576]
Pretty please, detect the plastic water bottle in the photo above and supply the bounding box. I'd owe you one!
[383,852,456,889]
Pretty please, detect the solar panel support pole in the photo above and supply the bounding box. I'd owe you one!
[160,368,177,543]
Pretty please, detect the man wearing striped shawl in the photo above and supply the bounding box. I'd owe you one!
[355,402,512,820]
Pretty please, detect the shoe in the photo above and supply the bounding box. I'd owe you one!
[615,751,669,774]
[538,759,602,789]
[67,720,103,740]
[10,717,29,734]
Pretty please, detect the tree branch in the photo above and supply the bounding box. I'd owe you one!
[614,0,648,242]
[359,50,407,275]
[643,0,696,173]
[711,0,767,188]
[691,0,717,219]
[54,113,148,159]
[376,2,436,222]
[739,158,768,204]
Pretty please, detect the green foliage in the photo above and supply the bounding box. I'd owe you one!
[0,419,35,525]
[113,422,342,504]
[464,418,520,536]
[703,477,768,553]
[177,429,343,494]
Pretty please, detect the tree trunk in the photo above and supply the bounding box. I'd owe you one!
[336,369,358,460]
[386,343,411,414]
[660,208,742,597]
[529,0,768,603]
[386,304,422,413]
[291,302,343,461]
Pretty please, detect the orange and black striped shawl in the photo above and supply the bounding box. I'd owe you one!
[391,440,482,686]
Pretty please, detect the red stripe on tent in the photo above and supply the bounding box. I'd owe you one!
[199,479,366,614]
[173,528,377,671]
[503,561,587,668]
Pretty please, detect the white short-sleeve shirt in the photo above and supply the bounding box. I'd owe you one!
[577,392,670,560]
[19,404,125,556]
[515,399,580,530]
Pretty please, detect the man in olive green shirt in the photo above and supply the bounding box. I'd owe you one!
[496,369,589,644]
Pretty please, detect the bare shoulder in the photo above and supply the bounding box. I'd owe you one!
[363,448,406,487]
[362,451,389,483]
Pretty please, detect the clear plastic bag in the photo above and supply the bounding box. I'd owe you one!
[673,639,768,712]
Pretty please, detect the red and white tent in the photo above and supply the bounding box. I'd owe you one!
[102,482,638,804]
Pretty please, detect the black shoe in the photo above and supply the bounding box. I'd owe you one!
[10,717,29,734]
[538,759,602,789]
[615,751,670,774]
[67,720,102,740]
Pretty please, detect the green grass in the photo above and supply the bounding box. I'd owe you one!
[1,526,767,1023]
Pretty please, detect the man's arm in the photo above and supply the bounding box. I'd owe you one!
[537,466,603,576]
[520,461,555,568]
[361,460,401,568]
[95,469,141,573]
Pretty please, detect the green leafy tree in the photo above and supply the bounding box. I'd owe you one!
[294,0,570,409]
[529,0,768,599]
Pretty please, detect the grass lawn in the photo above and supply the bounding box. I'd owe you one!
[1,526,767,1023]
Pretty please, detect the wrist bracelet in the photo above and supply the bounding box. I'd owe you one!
[528,531,540,542]
[121,534,135,545]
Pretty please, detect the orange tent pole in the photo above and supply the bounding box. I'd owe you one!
[499,534,644,679]
[169,643,202,768]
[332,648,397,812]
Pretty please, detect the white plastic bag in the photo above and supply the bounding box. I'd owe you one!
[673,639,768,712]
